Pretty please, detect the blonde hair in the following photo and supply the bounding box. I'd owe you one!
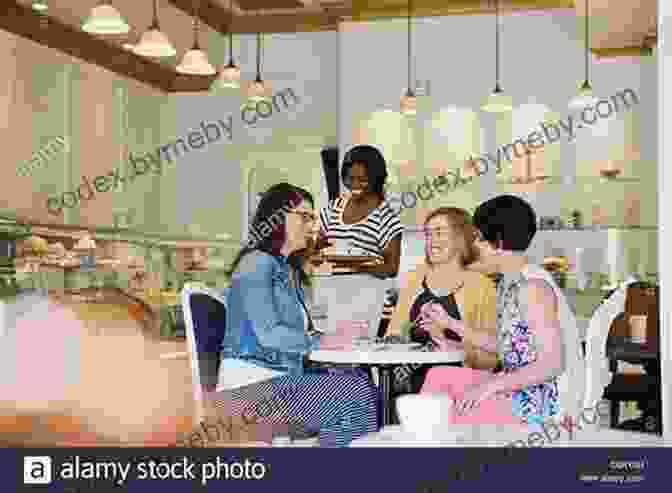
[424,207,477,266]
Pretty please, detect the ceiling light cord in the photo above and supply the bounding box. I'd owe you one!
[584,0,590,85]
[228,0,234,63]
[407,0,412,94]
[152,0,159,28]
[192,1,200,50]
[257,32,262,81]
[495,0,500,90]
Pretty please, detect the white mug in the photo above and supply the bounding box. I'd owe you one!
[395,393,454,440]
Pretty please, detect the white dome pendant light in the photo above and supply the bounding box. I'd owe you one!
[177,1,216,75]
[481,0,512,113]
[569,0,598,110]
[133,0,176,58]
[246,32,270,102]
[82,1,130,35]
[213,0,241,89]
[400,0,417,116]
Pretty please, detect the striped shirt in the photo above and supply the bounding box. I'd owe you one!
[320,195,404,260]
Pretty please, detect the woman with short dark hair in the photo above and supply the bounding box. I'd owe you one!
[419,195,582,427]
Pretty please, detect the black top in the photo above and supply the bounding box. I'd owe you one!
[408,277,463,345]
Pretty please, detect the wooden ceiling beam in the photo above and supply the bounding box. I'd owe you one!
[591,46,654,58]
[230,13,340,33]
[349,0,574,21]
[0,1,215,93]
[166,0,233,34]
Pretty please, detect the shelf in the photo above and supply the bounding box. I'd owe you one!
[538,225,657,231]
[496,176,643,186]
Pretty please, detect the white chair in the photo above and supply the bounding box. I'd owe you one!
[181,283,230,424]
[582,276,639,421]
[181,283,319,447]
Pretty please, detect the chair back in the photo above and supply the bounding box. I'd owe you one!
[582,278,636,412]
[612,283,660,349]
[181,283,228,422]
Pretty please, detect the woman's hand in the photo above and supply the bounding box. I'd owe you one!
[418,303,465,338]
[453,378,500,415]
[335,319,370,337]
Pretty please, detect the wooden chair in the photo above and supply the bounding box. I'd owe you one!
[603,283,661,433]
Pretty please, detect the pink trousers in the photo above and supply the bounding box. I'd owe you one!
[421,366,523,425]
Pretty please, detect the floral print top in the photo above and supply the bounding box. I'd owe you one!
[497,271,560,424]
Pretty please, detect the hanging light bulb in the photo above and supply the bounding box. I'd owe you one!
[133,0,176,58]
[247,33,270,102]
[213,0,240,89]
[176,3,216,75]
[400,0,417,116]
[481,0,512,113]
[82,2,130,35]
[569,0,598,109]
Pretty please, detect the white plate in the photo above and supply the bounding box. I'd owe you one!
[384,343,422,350]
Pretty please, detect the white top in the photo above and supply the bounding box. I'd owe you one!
[309,347,464,365]
[216,297,311,392]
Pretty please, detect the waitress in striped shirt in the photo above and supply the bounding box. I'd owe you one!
[318,145,404,278]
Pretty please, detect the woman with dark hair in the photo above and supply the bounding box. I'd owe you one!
[317,145,403,277]
[419,195,582,428]
[214,183,379,447]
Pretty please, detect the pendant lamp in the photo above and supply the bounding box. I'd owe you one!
[247,32,270,102]
[481,0,512,113]
[82,2,130,35]
[569,0,598,109]
[177,1,216,75]
[133,0,176,58]
[213,0,241,89]
[400,0,417,116]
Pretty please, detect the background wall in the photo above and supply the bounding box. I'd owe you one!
[339,9,657,276]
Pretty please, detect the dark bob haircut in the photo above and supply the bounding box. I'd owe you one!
[472,195,537,252]
[340,145,388,199]
[226,183,314,286]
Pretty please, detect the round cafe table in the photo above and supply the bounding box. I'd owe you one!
[309,347,464,426]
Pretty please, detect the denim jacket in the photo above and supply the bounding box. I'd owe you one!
[221,250,321,375]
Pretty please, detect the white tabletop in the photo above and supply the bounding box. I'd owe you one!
[309,347,464,365]
[350,424,667,448]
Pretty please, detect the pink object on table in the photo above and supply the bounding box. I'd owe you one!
[421,366,522,425]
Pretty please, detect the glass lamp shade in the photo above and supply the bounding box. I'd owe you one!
[569,83,598,110]
[213,63,241,89]
[132,28,176,58]
[32,1,49,11]
[400,91,417,116]
[176,48,216,75]
[481,88,513,113]
[82,4,130,35]
[247,78,270,102]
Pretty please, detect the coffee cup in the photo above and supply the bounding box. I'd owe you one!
[629,315,647,344]
[395,393,454,440]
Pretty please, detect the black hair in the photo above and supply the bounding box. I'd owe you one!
[226,183,314,286]
[340,145,388,199]
[473,195,537,252]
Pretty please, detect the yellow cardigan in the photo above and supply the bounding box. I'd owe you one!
[388,265,499,370]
